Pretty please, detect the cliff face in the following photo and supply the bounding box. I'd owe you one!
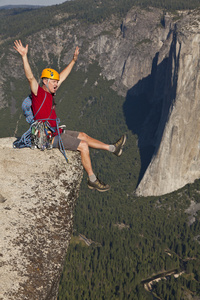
[0,138,83,300]
[135,10,200,196]
[84,7,200,196]
[87,7,200,196]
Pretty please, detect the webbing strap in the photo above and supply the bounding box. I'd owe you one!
[33,93,47,119]
[55,118,69,163]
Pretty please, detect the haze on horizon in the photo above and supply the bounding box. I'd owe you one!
[0,0,67,7]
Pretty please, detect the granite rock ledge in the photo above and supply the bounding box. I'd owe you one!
[0,137,83,300]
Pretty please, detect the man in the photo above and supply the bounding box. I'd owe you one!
[14,40,126,192]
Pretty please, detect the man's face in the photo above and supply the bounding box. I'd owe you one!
[44,79,59,94]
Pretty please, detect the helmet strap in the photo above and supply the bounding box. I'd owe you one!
[43,78,56,96]
[45,79,51,94]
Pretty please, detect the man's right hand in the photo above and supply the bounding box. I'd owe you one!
[13,39,38,96]
[13,40,28,57]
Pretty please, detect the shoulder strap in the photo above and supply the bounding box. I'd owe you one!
[33,92,47,120]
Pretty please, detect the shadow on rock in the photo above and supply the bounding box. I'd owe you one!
[123,29,180,186]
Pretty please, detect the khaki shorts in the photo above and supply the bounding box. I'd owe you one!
[53,130,81,151]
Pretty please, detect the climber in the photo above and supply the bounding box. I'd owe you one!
[13,39,126,192]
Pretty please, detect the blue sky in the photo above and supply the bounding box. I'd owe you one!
[0,0,66,6]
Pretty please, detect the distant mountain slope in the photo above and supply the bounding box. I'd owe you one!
[0,5,42,9]
[0,0,199,41]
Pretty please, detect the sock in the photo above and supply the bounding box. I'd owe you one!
[89,174,97,182]
[109,145,116,152]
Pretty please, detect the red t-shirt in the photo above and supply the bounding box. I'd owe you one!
[31,85,58,129]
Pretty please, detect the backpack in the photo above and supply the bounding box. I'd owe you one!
[22,95,34,125]
[22,93,47,125]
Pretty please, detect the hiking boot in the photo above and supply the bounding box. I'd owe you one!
[113,134,126,156]
[88,177,110,192]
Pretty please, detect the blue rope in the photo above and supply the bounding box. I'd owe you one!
[13,118,68,163]
[13,128,32,148]
[56,118,69,163]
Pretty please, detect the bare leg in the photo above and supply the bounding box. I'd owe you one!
[78,132,109,151]
[77,140,94,176]
[77,136,111,192]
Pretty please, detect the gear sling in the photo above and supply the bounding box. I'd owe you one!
[13,93,68,162]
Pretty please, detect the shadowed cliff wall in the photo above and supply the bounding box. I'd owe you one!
[135,13,200,196]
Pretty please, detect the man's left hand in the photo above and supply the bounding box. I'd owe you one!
[73,46,79,62]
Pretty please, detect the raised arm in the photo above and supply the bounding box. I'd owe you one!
[58,46,79,87]
[13,40,38,96]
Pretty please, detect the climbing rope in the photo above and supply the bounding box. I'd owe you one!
[13,116,68,163]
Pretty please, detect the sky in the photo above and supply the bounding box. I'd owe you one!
[0,0,66,6]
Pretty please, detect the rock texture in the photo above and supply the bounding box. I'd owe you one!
[0,138,83,300]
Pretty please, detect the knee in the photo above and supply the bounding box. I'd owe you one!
[78,132,89,141]
[78,140,89,153]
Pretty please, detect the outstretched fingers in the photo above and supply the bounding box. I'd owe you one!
[13,40,28,57]
[73,46,79,62]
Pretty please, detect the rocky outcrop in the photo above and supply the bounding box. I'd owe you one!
[0,138,83,300]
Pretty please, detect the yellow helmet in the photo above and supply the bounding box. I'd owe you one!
[41,68,60,81]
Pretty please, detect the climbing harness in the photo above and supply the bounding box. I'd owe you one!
[30,120,53,150]
[13,93,69,163]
